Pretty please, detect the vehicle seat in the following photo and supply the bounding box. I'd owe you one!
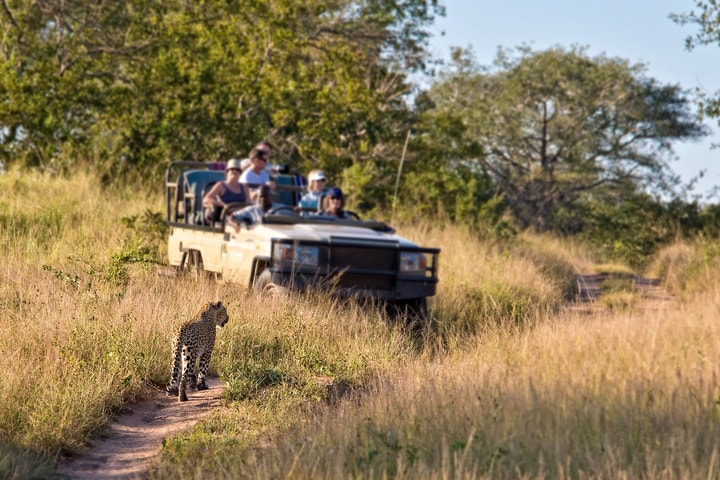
[183,170,226,225]
[273,173,305,206]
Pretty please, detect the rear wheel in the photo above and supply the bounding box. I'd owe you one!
[253,269,288,298]
[177,250,204,278]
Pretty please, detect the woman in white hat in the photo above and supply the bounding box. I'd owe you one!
[203,158,251,224]
[296,169,328,214]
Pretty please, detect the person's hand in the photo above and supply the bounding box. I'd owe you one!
[266,180,276,190]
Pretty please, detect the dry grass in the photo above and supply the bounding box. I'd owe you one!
[646,237,720,300]
[218,290,720,479]
[2,169,720,479]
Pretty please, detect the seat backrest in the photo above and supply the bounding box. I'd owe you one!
[183,169,226,225]
[274,173,305,206]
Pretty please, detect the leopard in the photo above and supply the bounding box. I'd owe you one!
[165,300,229,402]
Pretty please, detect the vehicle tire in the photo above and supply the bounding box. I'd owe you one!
[386,297,428,331]
[177,250,205,279]
[253,269,288,298]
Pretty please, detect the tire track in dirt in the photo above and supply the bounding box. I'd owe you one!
[56,378,226,480]
[568,273,675,312]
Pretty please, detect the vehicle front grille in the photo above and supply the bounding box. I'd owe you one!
[329,246,396,272]
[334,273,395,290]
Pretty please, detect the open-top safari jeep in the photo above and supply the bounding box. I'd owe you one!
[165,161,440,320]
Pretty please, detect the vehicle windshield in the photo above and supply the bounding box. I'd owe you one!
[260,212,395,233]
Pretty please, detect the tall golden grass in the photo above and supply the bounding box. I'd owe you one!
[2,168,719,479]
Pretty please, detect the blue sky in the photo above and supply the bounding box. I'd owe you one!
[427,0,720,198]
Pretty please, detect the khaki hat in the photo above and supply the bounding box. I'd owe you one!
[226,158,243,171]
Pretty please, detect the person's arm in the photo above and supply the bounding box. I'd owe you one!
[241,183,251,203]
[232,207,258,226]
[227,216,242,233]
[203,182,226,208]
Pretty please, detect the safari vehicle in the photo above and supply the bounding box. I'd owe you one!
[165,161,440,319]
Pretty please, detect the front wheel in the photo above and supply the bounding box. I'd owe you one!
[386,297,428,329]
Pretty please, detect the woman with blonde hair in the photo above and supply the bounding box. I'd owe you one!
[296,169,328,214]
[320,187,351,219]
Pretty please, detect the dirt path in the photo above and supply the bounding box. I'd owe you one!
[569,273,674,312]
[56,378,226,480]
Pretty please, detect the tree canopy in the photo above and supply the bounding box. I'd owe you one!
[411,46,707,231]
[0,0,444,182]
[671,1,720,123]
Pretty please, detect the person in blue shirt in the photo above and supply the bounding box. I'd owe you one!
[296,169,328,214]
[229,185,273,230]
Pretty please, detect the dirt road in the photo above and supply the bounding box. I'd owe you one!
[56,378,226,480]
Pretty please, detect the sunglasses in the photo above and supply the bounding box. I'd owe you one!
[227,168,241,172]
[329,196,342,201]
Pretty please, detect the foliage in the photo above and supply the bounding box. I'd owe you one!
[0,0,444,184]
[0,441,56,480]
[647,235,720,297]
[573,192,720,268]
[415,45,708,232]
[671,2,720,127]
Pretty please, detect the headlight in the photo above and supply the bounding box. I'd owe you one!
[399,252,427,273]
[274,244,321,267]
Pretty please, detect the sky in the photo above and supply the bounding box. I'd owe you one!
[426,0,720,199]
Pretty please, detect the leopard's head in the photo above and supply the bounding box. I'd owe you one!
[212,301,229,327]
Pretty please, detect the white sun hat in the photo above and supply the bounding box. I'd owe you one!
[309,171,327,182]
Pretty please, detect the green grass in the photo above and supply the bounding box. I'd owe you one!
[2,169,720,479]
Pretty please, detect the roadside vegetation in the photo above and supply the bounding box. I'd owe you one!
[2,168,720,479]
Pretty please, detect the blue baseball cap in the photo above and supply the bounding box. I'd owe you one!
[327,187,343,199]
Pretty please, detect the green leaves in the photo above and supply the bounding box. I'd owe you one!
[416,46,707,232]
[0,0,443,182]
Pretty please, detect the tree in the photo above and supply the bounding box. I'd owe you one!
[0,0,444,185]
[415,46,708,232]
[671,2,720,121]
